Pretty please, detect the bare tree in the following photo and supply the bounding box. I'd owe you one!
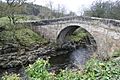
[56,4,66,17]
[60,5,66,17]
[5,0,27,24]
[46,0,54,19]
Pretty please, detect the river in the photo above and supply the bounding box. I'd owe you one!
[0,45,93,79]
[49,46,92,72]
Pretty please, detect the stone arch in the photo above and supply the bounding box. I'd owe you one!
[56,25,97,52]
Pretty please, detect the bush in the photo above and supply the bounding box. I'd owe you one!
[56,70,83,80]
[2,73,21,80]
[69,28,88,42]
[26,58,120,80]
[83,59,120,80]
[26,59,54,80]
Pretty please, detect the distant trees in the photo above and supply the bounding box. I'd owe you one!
[46,1,67,18]
[52,4,67,18]
[67,11,76,16]
[84,0,120,20]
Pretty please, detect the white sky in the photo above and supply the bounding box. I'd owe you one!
[2,0,117,15]
[31,0,97,14]
[30,0,117,15]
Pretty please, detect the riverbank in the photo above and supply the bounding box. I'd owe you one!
[0,23,120,80]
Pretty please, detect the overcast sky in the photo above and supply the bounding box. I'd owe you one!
[30,0,117,15]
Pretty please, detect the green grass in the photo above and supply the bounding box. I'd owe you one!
[0,23,48,47]
[0,15,41,24]
[15,28,48,46]
[0,28,48,47]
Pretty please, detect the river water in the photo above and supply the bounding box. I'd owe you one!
[69,47,92,69]
[49,47,92,72]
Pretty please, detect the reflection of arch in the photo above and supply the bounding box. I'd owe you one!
[57,25,97,51]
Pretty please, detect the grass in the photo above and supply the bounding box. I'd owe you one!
[0,23,48,47]
[0,15,40,24]
[15,28,48,47]
[0,28,48,47]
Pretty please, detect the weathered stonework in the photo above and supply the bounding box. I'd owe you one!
[20,16,120,59]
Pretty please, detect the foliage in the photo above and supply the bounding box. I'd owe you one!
[26,58,120,80]
[15,28,48,46]
[26,59,54,80]
[0,23,48,47]
[56,70,82,80]
[84,0,120,20]
[69,28,88,42]
[2,73,21,80]
[84,59,120,80]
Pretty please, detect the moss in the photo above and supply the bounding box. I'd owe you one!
[0,24,48,47]
[0,31,16,44]
[15,28,48,46]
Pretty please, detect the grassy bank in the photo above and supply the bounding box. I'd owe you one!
[0,23,48,47]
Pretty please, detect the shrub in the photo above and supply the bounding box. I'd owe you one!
[56,70,83,80]
[26,58,120,80]
[69,28,88,42]
[84,59,120,80]
[26,59,54,80]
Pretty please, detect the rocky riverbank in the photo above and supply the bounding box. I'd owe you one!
[0,42,73,69]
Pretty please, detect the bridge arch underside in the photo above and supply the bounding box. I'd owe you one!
[57,25,97,52]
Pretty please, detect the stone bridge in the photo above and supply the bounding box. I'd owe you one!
[21,16,120,58]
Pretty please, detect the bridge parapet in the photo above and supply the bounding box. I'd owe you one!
[19,16,120,27]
